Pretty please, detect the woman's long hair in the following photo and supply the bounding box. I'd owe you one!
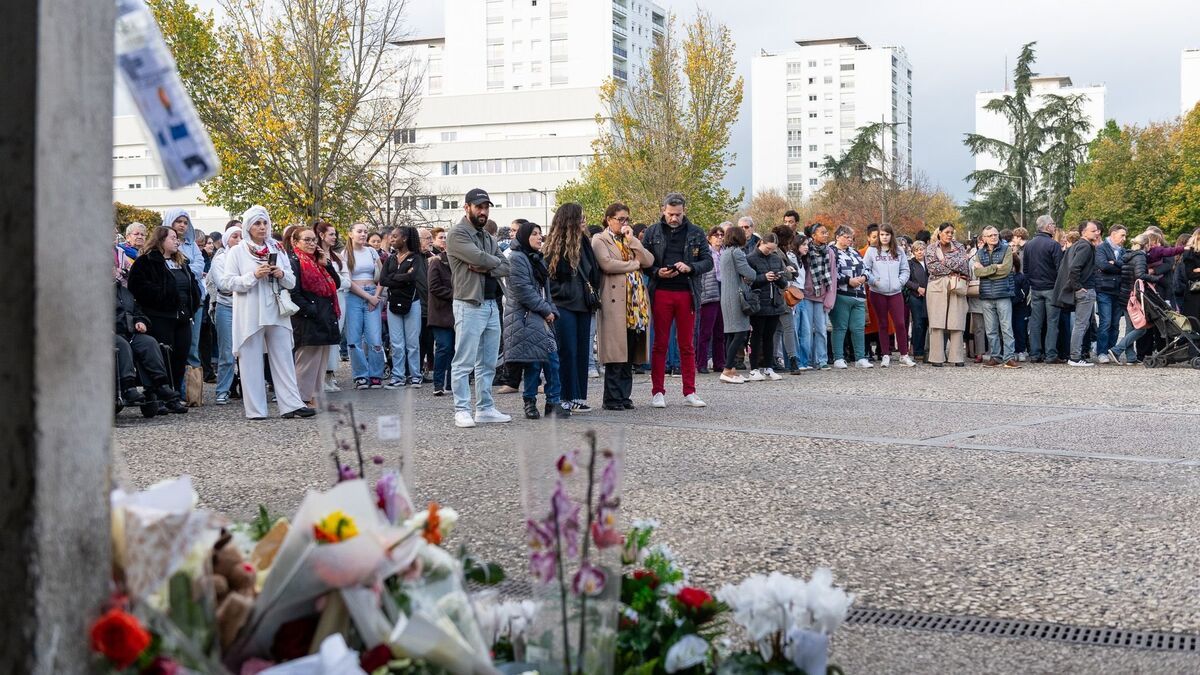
[875,223,899,257]
[346,223,370,274]
[313,220,342,267]
[393,225,420,256]
[143,225,185,265]
[544,202,585,272]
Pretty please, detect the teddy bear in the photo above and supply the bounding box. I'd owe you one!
[210,530,257,649]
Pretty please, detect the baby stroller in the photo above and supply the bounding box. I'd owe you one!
[1136,283,1200,369]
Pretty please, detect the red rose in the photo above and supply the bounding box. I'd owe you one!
[676,586,713,610]
[360,644,393,672]
[89,608,151,669]
[632,569,659,589]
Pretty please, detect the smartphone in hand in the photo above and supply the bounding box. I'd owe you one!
[268,253,278,266]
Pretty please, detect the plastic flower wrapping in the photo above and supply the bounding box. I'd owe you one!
[519,428,626,675]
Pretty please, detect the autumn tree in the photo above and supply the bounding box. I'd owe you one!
[742,189,790,232]
[556,11,744,228]
[114,202,163,232]
[1163,105,1200,235]
[812,171,958,240]
[149,0,422,226]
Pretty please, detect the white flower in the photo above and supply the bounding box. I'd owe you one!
[631,518,661,531]
[717,572,816,660]
[641,542,676,564]
[622,607,639,623]
[785,627,829,675]
[661,581,684,596]
[805,567,854,634]
[664,634,709,673]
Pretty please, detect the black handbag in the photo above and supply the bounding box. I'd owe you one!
[583,277,602,311]
[739,286,760,315]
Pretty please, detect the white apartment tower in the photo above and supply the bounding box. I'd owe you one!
[1183,48,1200,116]
[973,75,1106,176]
[751,37,913,203]
[394,0,665,226]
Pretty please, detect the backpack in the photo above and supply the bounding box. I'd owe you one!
[1127,279,1150,329]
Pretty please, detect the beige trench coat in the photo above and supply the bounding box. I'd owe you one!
[591,229,654,364]
[925,274,968,330]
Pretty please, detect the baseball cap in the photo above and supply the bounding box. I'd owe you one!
[465,188,493,206]
[662,192,686,207]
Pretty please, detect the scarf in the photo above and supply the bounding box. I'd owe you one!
[296,248,340,318]
[614,233,651,332]
[119,243,139,260]
[515,222,549,286]
[806,241,832,296]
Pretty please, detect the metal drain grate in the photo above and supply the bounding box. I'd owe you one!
[846,608,1200,653]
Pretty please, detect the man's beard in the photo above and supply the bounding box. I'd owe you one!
[471,212,487,227]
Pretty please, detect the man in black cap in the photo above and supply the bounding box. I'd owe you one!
[445,188,511,428]
[642,192,712,409]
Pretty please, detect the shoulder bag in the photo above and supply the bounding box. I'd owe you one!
[784,285,805,307]
[274,281,300,317]
[1127,280,1149,329]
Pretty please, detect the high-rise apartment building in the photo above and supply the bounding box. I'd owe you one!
[394,0,665,226]
[973,75,1105,176]
[1183,48,1200,116]
[112,114,230,230]
[751,37,913,203]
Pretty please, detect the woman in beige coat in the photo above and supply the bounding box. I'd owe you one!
[592,202,653,410]
[925,222,972,367]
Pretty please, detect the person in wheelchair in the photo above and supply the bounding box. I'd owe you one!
[116,279,187,415]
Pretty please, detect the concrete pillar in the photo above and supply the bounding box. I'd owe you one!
[0,0,116,672]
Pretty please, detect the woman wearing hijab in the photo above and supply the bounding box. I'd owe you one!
[225,205,314,419]
[592,203,654,410]
[503,221,568,419]
[288,226,342,407]
[127,225,201,413]
[206,224,243,404]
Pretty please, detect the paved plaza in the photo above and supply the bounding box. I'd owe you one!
[114,363,1200,672]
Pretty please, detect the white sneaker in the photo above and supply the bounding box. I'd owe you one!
[798,365,813,371]
[1067,359,1095,367]
[1018,352,1028,362]
[833,359,848,369]
[746,369,766,381]
[682,393,707,407]
[719,373,746,384]
[324,379,341,393]
[881,355,891,368]
[474,408,512,424]
[899,355,916,367]
[588,368,600,379]
[454,411,476,428]
[651,393,666,408]
[1097,354,1111,364]
[763,368,783,381]
[856,358,874,369]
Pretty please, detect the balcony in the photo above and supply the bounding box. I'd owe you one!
[613,44,627,59]
[613,0,627,16]
[652,12,665,28]
[613,66,628,81]
[611,21,627,37]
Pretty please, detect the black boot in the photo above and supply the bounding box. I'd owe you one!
[524,399,541,419]
[120,379,146,405]
[545,402,571,418]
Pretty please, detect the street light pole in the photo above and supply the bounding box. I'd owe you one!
[529,187,551,225]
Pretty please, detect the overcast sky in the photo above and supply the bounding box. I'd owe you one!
[174,0,1200,204]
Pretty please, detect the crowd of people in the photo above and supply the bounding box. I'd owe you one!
[111,188,1200,425]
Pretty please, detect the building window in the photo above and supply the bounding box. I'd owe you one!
[823,75,832,84]
[550,39,567,61]
[787,146,803,159]
[441,161,458,175]
[506,157,538,173]
[788,181,803,196]
[808,112,817,118]
[541,156,560,171]
[809,178,819,186]
[824,128,833,135]
[126,182,143,190]
[487,43,504,61]
[787,116,802,127]
[145,175,162,188]
[807,60,817,68]
[394,128,416,144]
[808,144,817,151]
[840,79,854,89]
[440,131,457,142]
[808,94,817,101]
[809,161,819,168]
[787,130,802,142]
[787,62,802,75]
[807,77,815,85]
[428,76,443,92]
[840,63,855,71]
[550,60,567,84]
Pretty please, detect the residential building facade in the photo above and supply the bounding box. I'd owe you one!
[751,37,913,203]
[112,115,230,231]
[394,0,665,226]
[1183,48,1200,116]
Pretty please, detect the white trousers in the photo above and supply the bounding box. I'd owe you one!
[238,326,305,419]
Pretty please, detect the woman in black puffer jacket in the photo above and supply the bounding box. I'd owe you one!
[503,221,567,420]
[745,232,791,381]
[1109,233,1163,364]
[128,225,201,410]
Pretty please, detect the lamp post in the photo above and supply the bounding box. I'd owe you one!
[877,115,910,224]
[997,173,1025,231]
[528,187,552,225]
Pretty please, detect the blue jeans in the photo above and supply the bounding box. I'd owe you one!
[345,288,384,380]
[980,297,1015,361]
[451,299,502,412]
[432,326,455,391]
[188,305,203,367]
[1111,309,1146,360]
[554,309,592,402]
[793,302,812,367]
[804,299,829,366]
[215,302,235,396]
[522,351,562,405]
[588,312,598,372]
[1096,292,1122,356]
[830,295,866,361]
[386,299,422,382]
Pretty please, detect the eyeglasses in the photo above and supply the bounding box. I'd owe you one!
[741,225,752,230]
[712,232,724,237]
[613,216,631,223]
[299,237,317,243]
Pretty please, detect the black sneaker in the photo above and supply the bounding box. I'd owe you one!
[408,377,423,389]
[164,399,188,414]
[433,388,445,397]
[524,400,541,419]
[282,406,317,419]
[545,402,571,418]
[354,377,370,390]
[570,401,592,413]
[622,402,635,410]
[122,387,146,406]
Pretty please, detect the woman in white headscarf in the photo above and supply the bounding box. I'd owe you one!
[225,205,314,419]
[206,223,243,405]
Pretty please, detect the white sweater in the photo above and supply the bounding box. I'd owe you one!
[226,238,296,355]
